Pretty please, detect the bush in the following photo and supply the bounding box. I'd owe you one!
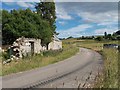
[43,49,63,57]
[2,51,10,61]
[95,36,103,41]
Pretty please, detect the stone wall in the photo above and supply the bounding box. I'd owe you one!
[8,37,43,59]
[34,39,43,53]
[48,40,62,50]
[48,34,62,50]
[0,47,2,52]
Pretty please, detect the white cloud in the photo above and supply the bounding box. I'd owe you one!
[97,22,117,26]
[56,4,72,20]
[78,11,118,25]
[16,2,34,8]
[94,27,118,35]
[56,2,118,24]
[2,0,119,2]
[3,2,15,6]
[80,11,118,31]
[3,2,35,8]
[57,14,72,20]
[57,24,92,38]
[2,0,40,2]
[2,0,15,2]
[56,2,118,37]
[55,0,119,2]
[58,21,66,25]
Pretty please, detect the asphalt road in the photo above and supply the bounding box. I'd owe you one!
[2,48,103,88]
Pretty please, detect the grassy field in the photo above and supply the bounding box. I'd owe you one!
[63,39,118,51]
[2,41,79,76]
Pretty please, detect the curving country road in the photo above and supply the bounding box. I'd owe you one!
[2,48,103,88]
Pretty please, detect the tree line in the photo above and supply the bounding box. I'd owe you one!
[70,30,120,41]
[95,31,120,41]
[2,1,56,48]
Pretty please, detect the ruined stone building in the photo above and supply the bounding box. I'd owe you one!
[8,37,43,58]
[48,34,62,50]
[8,35,62,59]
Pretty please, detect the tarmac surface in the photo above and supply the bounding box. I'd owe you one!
[2,48,103,88]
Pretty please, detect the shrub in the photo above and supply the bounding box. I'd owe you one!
[95,36,103,41]
[43,49,63,57]
[2,51,10,61]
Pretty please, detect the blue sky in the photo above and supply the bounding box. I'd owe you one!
[1,0,119,38]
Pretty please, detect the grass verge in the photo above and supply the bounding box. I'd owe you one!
[94,48,118,88]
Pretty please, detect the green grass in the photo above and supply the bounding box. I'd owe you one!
[63,39,118,51]
[78,40,117,51]
[0,53,2,76]
[94,48,118,88]
[2,42,79,76]
[102,48,118,88]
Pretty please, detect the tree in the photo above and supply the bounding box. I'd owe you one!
[95,36,103,41]
[35,0,56,33]
[35,0,56,49]
[2,1,57,46]
[2,9,53,45]
[107,34,112,40]
[0,10,2,24]
[0,10,2,46]
[81,36,85,39]
[2,10,16,45]
[104,32,107,39]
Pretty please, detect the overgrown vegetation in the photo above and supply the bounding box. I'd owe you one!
[2,42,79,76]
[101,48,118,88]
[2,50,10,61]
[0,52,2,76]
[42,49,63,57]
[93,48,118,88]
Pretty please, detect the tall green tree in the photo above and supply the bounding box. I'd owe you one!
[0,10,2,24]
[104,32,107,39]
[35,0,56,33]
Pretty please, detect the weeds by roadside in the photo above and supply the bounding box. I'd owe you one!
[2,41,79,76]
